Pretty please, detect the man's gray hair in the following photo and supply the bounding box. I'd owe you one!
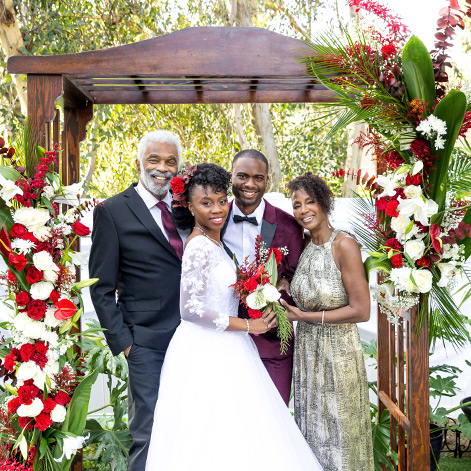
[137,130,183,168]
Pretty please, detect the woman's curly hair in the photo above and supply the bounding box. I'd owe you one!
[287,172,334,215]
[172,163,231,230]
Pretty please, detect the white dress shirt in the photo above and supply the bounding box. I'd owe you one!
[224,199,265,265]
[135,182,189,244]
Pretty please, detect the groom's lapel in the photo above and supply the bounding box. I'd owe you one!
[260,200,277,249]
[123,184,178,259]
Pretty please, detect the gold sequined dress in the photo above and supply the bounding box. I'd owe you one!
[290,229,374,471]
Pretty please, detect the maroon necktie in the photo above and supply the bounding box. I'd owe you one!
[156,201,183,260]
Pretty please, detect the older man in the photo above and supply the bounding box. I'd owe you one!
[89,130,189,471]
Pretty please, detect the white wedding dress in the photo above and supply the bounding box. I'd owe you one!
[145,236,323,471]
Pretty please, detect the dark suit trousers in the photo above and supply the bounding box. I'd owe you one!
[126,344,166,471]
[261,354,293,406]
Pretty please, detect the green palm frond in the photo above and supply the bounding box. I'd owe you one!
[427,267,471,352]
[348,196,384,252]
[448,149,471,197]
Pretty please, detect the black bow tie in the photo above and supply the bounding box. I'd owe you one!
[233,214,258,226]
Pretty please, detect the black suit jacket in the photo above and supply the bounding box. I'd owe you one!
[89,183,182,356]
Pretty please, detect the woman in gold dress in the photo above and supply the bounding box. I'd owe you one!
[281,172,374,471]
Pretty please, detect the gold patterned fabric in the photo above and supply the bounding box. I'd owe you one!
[291,230,374,471]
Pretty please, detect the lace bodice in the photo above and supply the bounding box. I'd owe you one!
[180,236,238,331]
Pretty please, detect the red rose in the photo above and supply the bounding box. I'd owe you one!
[18,383,40,405]
[42,397,57,414]
[54,391,71,406]
[34,412,52,431]
[391,254,403,268]
[10,223,26,238]
[248,308,263,319]
[406,173,422,186]
[171,177,186,194]
[7,270,16,282]
[7,397,21,415]
[19,343,35,362]
[32,352,48,369]
[242,278,258,294]
[27,300,47,321]
[385,200,399,217]
[18,416,33,430]
[49,290,60,302]
[267,248,282,265]
[26,266,43,284]
[54,298,77,321]
[72,221,91,237]
[8,252,27,271]
[21,231,38,244]
[35,341,49,355]
[16,291,31,306]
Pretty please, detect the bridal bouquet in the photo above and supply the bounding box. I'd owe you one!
[0,137,100,471]
[232,236,292,354]
[305,0,471,345]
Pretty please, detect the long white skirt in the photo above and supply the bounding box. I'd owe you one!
[145,320,323,471]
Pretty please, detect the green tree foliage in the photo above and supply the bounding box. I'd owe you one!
[1,0,348,198]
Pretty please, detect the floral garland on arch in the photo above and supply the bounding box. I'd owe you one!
[0,137,100,471]
[304,0,471,347]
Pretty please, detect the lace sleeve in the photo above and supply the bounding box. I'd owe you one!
[179,237,230,331]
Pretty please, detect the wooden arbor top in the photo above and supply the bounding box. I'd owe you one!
[7,26,333,106]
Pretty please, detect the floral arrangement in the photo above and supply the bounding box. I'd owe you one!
[231,236,292,354]
[170,164,197,208]
[305,0,471,345]
[0,137,100,471]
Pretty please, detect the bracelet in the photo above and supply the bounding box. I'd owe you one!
[321,310,325,326]
[245,318,250,334]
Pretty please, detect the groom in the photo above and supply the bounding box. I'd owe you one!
[222,149,303,405]
[89,130,188,471]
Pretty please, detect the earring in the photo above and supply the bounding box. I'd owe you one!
[191,211,194,216]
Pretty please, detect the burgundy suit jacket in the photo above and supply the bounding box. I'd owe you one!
[222,199,304,359]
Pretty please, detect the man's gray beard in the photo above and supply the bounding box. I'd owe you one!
[141,169,172,198]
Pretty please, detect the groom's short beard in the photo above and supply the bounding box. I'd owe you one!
[141,169,173,197]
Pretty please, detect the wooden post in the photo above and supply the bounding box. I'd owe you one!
[26,75,62,148]
[408,304,430,470]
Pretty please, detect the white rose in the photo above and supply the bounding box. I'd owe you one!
[404,185,422,199]
[44,309,64,328]
[411,269,433,294]
[404,239,425,261]
[50,404,67,423]
[437,262,456,288]
[32,368,48,389]
[262,284,281,303]
[16,361,41,382]
[246,288,267,310]
[17,397,44,418]
[44,265,60,283]
[390,214,411,238]
[424,198,439,218]
[44,360,60,378]
[13,312,47,340]
[390,266,412,292]
[33,226,52,242]
[14,207,50,231]
[30,281,54,300]
[33,251,55,271]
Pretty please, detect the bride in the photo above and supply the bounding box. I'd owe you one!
[145,163,323,471]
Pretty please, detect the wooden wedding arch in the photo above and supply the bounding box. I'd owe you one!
[7,26,429,471]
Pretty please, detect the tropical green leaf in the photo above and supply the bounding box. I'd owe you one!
[401,36,436,113]
[364,256,392,281]
[0,165,21,182]
[265,252,278,286]
[53,369,99,466]
[429,89,467,210]
[371,408,398,471]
